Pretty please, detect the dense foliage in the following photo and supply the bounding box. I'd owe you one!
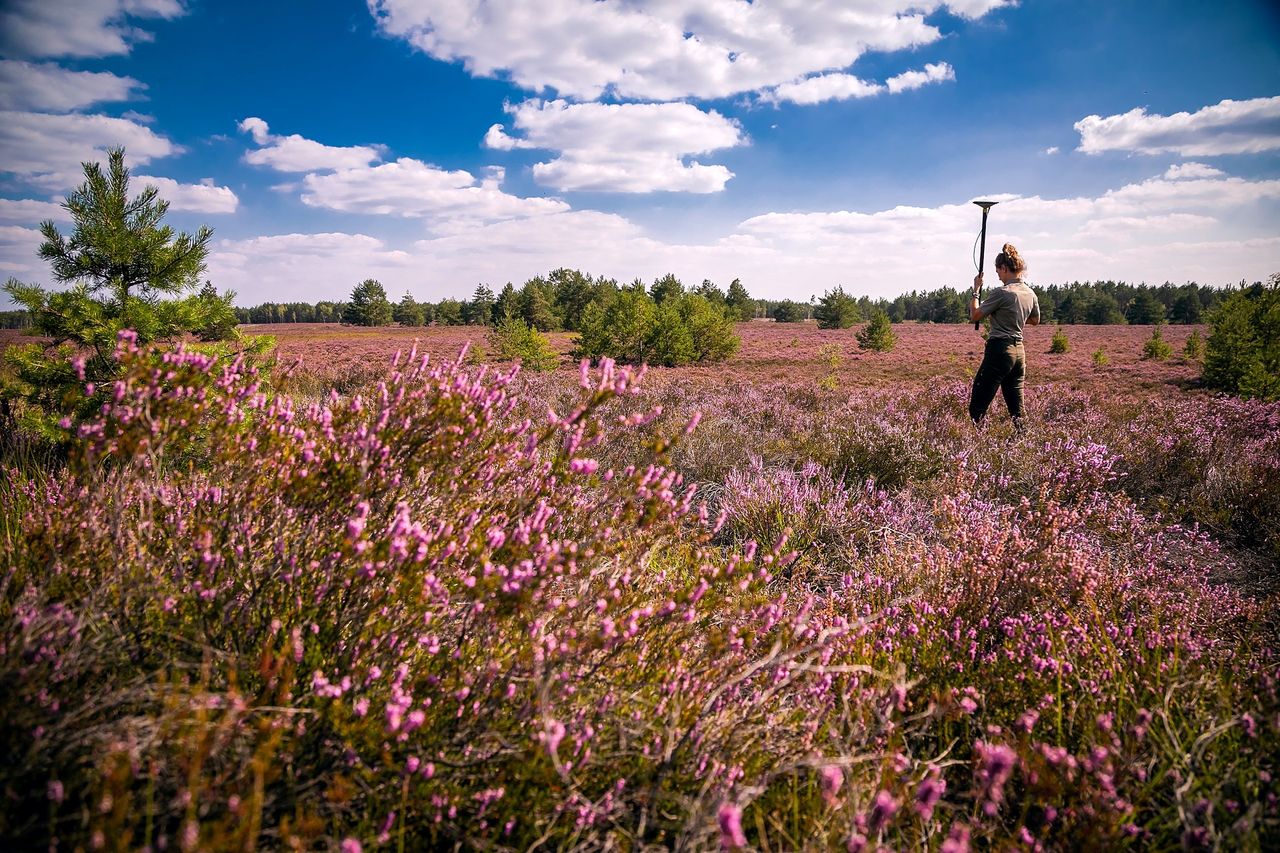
[814,287,861,330]
[343,279,394,327]
[487,316,559,371]
[0,310,33,329]
[1203,274,1280,401]
[1142,324,1173,361]
[574,287,740,366]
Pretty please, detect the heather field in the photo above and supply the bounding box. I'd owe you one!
[3,321,1278,850]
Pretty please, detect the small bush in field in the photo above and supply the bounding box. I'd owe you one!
[817,342,842,389]
[855,308,897,352]
[487,316,559,371]
[1142,323,1173,360]
[1049,326,1070,353]
[1092,347,1110,367]
[1183,328,1205,361]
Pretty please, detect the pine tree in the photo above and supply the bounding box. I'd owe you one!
[1203,275,1280,400]
[855,308,897,351]
[519,281,557,331]
[344,279,393,326]
[814,286,861,329]
[462,284,496,326]
[393,291,425,326]
[192,281,240,341]
[650,273,684,305]
[725,278,753,321]
[1,147,240,438]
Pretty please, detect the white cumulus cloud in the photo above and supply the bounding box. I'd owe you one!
[0,60,144,111]
[239,117,384,172]
[0,0,185,59]
[1075,96,1280,156]
[0,224,47,278]
[0,198,69,223]
[369,0,1012,101]
[764,73,885,106]
[208,232,418,304]
[1164,162,1224,181]
[485,99,744,193]
[885,61,955,94]
[134,175,239,214]
[300,158,570,223]
[0,110,177,189]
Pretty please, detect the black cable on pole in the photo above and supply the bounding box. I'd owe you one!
[972,200,997,331]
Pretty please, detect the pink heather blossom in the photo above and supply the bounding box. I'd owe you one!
[867,789,899,832]
[1016,709,1039,733]
[541,719,566,758]
[940,823,971,853]
[718,802,747,849]
[975,741,1017,814]
[820,764,844,806]
[915,775,946,820]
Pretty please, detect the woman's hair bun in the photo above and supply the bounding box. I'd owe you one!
[996,243,1027,273]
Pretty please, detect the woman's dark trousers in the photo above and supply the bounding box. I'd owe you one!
[969,337,1025,424]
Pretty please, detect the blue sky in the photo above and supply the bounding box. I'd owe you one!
[1,0,1278,307]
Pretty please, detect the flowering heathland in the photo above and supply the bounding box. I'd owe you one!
[2,326,1278,850]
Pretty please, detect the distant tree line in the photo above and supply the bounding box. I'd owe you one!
[756,281,1235,327]
[0,310,33,329]
[237,269,756,330]
[886,280,1231,325]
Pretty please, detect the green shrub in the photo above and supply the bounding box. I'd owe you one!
[1203,274,1280,400]
[770,300,807,323]
[1142,324,1172,361]
[1092,348,1109,368]
[1049,326,1070,354]
[571,291,738,366]
[817,343,842,390]
[487,317,559,371]
[648,299,696,366]
[855,308,897,352]
[1183,329,1205,361]
[679,294,739,362]
[813,286,860,329]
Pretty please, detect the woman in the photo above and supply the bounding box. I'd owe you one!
[968,243,1040,428]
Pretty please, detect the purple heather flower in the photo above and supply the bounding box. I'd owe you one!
[819,764,844,806]
[867,789,899,832]
[915,775,946,820]
[718,802,747,849]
